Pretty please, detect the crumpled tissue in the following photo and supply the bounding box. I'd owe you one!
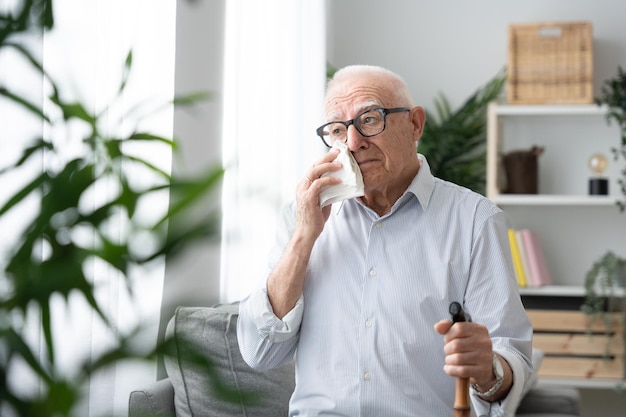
[319,141,364,207]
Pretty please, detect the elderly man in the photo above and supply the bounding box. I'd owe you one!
[237,65,533,417]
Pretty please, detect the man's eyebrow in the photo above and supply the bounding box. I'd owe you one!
[325,100,381,122]
[354,101,381,114]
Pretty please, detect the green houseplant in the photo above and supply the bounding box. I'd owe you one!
[0,1,236,416]
[595,65,626,211]
[419,71,506,195]
[581,66,626,380]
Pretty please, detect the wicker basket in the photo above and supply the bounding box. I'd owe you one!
[507,22,593,104]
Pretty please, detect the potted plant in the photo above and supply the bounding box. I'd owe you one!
[582,252,626,318]
[581,66,626,379]
[595,66,626,211]
[419,71,506,195]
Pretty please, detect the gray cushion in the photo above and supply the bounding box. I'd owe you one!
[164,304,295,417]
[516,415,581,417]
[128,378,175,417]
[515,386,580,416]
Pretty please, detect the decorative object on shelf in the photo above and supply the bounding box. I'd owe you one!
[507,21,593,105]
[502,146,544,194]
[588,153,609,195]
[419,71,506,196]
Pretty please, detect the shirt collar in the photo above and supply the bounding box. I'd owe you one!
[406,153,435,210]
[338,153,435,216]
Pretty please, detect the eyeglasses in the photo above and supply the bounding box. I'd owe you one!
[316,107,410,148]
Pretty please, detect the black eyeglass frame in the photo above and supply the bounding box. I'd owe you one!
[315,107,411,148]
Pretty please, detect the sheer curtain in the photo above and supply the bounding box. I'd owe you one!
[47,2,176,415]
[0,1,175,416]
[220,0,327,301]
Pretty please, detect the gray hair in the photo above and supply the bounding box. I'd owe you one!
[326,65,414,107]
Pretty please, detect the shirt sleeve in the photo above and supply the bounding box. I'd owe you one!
[466,208,534,416]
[470,350,531,417]
[237,285,304,371]
[237,202,304,370]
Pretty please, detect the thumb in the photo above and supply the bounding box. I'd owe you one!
[433,319,453,335]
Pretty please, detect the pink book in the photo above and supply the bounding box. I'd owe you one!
[519,229,552,287]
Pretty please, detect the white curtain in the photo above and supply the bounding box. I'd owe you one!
[220,0,327,301]
[0,1,175,416]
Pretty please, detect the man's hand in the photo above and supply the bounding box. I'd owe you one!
[434,320,513,401]
[296,148,342,240]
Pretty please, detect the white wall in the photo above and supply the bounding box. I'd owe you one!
[327,0,626,111]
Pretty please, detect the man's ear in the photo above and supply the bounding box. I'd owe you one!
[410,106,426,141]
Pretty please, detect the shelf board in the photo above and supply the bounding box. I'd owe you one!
[519,285,625,297]
[519,285,586,297]
[491,194,619,206]
[493,103,608,116]
[536,377,625,390]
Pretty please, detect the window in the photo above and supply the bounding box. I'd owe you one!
[221,0,327,301]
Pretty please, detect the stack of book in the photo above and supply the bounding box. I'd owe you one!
[507,228,552,288]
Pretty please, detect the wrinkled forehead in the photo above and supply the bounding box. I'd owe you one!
[324,74,395,121]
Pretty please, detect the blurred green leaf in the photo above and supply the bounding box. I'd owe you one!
[0,139,54,174]
[0,172,46,217]
[0,0,53,45]
[119,50,133,94]
[4,41,46,75]
[124,154,171,179]
[1,328,52,383]
[57,101,97,125]
[128,131,176,147]
[156,166,224,228]
[173,90,213,106]
[0,87,51,123]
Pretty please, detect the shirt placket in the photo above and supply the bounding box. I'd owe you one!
[358,219,385,417]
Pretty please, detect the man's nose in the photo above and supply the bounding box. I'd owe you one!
[345,125,368,151]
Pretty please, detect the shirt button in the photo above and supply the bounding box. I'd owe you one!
[364,372,371,380]
[369,268,376,277]
[365,320,373,328]
[376,222,382,228]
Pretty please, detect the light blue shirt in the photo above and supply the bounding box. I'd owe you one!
[237,155,533,417]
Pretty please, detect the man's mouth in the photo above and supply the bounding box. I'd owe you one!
[357,158,376,167]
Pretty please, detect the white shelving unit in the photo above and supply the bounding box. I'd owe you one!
[519,284,625,297]
[486,101,625,291]
[487,102,615,201]
[487,102,626,388]
[491,194,616,206]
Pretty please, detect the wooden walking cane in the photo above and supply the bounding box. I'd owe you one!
[449,302,471,417]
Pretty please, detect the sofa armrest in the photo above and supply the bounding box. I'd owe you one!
[515,386,580,416]
[129,378,176,417]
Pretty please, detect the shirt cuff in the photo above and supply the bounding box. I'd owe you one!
[248,287,304,343]
[470,350,530,417]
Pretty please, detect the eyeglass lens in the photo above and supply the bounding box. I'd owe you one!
[321,109,386,146]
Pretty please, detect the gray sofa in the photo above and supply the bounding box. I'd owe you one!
[129,303,581,417]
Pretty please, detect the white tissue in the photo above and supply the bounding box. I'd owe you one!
[319,141,364,207]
